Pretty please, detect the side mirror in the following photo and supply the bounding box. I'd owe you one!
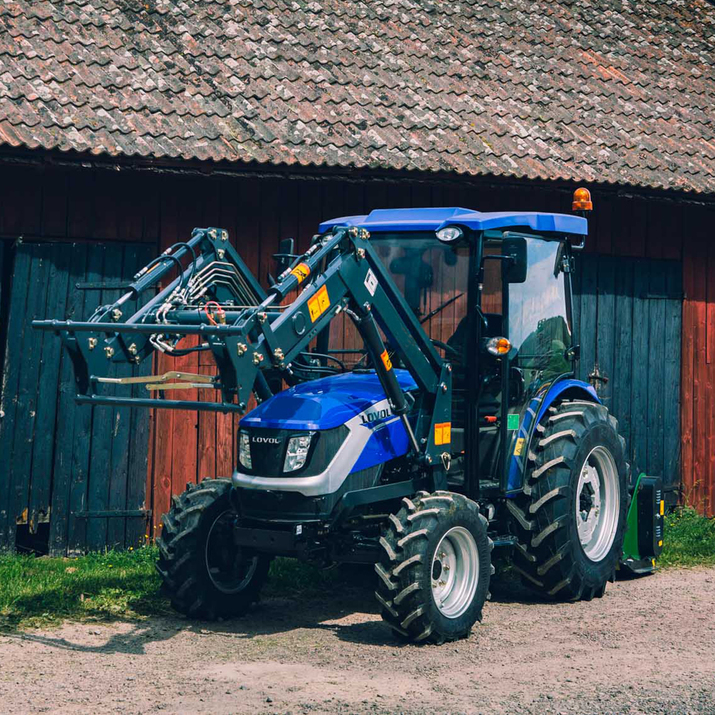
[502,236,527,283]
[273,237,297,275]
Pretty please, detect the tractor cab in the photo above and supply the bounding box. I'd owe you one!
[320,207,587,497]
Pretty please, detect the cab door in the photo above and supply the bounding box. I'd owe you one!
[476,235,574,492]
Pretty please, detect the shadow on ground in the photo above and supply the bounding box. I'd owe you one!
[0,562,567,654]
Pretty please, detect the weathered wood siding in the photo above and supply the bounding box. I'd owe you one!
[572,255,683,502]
[0,240,154,554]
[681,207,715,518]
[0,159,712,555]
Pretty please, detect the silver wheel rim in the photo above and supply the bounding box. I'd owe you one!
[576,446,620,562]
[431,526,479,619]
[205,510,258,594]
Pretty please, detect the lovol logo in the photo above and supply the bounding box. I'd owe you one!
[251,436,281,444]
[360,407,392,425]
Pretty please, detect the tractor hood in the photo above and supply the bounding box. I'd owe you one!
[240,369,417,431]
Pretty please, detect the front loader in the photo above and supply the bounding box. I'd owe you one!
[34,189,663,643]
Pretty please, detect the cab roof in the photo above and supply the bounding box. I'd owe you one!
[318,207,587,236]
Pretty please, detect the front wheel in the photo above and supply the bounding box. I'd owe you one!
[508,400,628,601]
[156,479,270,619]
[374,491,492,644]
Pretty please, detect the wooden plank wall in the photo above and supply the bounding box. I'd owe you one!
[0,241,154,554]
[0,161,713,548]
[0,164,158,553]
[682,204,715,518]
[572,255,683,500]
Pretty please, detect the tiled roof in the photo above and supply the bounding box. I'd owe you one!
[0,0,713,193]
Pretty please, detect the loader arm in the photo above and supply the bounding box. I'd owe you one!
[33,226,453,467]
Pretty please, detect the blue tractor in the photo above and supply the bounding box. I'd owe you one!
[36,190,662,643]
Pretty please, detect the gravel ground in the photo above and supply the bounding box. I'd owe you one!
[0,566,713,714]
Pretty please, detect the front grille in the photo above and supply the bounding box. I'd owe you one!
[239,424,349,477]
[237,465,382,521]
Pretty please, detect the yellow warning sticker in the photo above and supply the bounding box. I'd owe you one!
[290,262,311,284]
[308,284,330,322]
[434,422,451,446]
[514,437,525,457]
[380,349,393,371]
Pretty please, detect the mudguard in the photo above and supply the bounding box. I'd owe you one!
[507,378,600,493]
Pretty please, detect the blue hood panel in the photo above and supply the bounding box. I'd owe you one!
[240,370,417,431]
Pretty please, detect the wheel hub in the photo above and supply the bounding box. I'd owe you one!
[205,510,258,594]
[430,526,479,619]
[576,447,620,562]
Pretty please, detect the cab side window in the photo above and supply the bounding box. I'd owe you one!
[509,238,572,398]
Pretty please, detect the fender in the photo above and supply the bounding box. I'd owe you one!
[507,377,600,493]
[534,378,600,426]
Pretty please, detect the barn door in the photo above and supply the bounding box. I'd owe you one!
[572,255,682,502]
[0,240,155,555]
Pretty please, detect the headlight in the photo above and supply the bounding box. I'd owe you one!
[238,430,252,470]
[283,433,314,473]
[436,225,464,243]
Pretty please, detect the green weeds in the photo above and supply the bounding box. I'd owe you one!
[0,546,168,630]
[0,547,348,630]
[659,507,715,567]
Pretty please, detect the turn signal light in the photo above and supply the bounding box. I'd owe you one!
[572,187,593,211]
[486,337,511,356]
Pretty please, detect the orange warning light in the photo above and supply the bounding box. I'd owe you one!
[572,187,593,211]
[486,337,511,356]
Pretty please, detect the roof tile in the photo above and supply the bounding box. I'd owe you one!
[0,0,712,193]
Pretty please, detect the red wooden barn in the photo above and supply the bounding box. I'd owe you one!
[0,0,713,554]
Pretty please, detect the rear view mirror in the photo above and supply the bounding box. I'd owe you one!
[502,236,527,283]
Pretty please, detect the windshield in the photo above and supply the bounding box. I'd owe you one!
[371,232,470,347]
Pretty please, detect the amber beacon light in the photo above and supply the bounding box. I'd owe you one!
[572,187,593,211]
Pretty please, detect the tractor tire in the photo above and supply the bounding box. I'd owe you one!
[156,479,270,620]
[374,490,492,644]
[508,400,629,601]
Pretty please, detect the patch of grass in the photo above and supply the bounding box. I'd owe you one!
[0,546,170,631]
[0,547,352,631]
[660,507,715,568]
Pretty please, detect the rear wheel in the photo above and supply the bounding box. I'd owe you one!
[508,400,628,600]
[374,491,492,644]
[156,479,270,619]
